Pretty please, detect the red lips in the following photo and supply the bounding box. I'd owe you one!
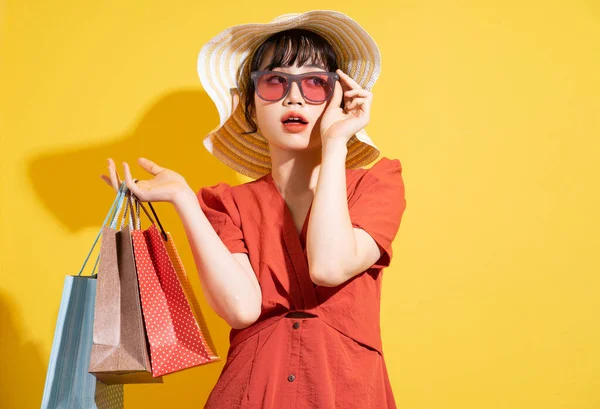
[281,111,309,124]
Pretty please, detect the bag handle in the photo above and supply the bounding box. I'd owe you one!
[129,190,169,242]
[90,183,133,276]
[77,182,128,277]
[147,202,168,242]
[118,189,136,231]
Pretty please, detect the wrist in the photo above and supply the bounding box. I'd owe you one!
[322,137,348,156]
[172,185,197,211]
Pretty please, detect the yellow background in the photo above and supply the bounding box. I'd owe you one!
[2,1,599,408]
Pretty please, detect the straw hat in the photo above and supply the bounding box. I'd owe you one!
[197,10,382,179]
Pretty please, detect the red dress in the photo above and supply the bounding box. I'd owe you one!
[197,156,407,409]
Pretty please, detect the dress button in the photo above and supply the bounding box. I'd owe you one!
[292,322,300,329]
[288,374,296,382]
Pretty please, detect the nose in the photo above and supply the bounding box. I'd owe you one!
[283,80,304,105]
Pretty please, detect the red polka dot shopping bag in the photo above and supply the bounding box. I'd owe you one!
[128,193,221,377]
[163,230,220,362]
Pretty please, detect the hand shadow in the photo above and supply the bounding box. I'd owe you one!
[28,89,243,408]
[29,89,243,231]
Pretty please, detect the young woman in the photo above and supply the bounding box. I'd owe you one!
[101,10,406,409]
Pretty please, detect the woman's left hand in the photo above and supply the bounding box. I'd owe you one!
[320,69,372,144]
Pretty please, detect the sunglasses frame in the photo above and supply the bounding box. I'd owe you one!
[250,70,340,103]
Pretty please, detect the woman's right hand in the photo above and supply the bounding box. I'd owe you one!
[100,157,190,204]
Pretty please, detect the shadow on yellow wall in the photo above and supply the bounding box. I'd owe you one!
[0,290,47,409]
[25,90,244,408]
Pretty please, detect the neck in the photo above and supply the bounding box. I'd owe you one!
[268,146,322,197]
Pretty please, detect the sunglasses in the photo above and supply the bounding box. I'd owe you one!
[250,70,340,103]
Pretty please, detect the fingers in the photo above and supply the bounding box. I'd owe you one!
[122,161,143,199]
[345,97,368,112]
[336,70,373,113]
[344,88,372,98]
[103,157,162,199]
[106,158,123,192]
[100,174,112,187]
[336,69,362,90]
[138,157,164,176]
[329,80,344,109]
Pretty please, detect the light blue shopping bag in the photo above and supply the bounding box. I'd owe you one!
[40,183,129,409]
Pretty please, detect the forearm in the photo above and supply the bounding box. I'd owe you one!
[172,187,260,329]
[306,139,357,286]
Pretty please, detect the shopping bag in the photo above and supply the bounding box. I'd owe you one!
[89,189,163,384]
[164,230,219,361]
[40,184,126,409]
[129,195,219,377]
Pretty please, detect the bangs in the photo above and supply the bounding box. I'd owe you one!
[251,29,338,72]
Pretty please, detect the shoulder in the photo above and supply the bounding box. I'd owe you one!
[367,156,403,179]
[197,176,269,207]
[197,182,235,206]
[349,156,404,191]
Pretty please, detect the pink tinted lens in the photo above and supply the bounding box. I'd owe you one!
[301,74,333,101]
[256,73,288,100]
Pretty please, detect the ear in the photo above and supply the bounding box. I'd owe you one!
[230,88,240,113]
[232,93,240,113]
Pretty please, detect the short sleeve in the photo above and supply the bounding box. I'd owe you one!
[197,182,249,255]
[349,157,407,269]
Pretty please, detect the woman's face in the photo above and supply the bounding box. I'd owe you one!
[252,46,332,152]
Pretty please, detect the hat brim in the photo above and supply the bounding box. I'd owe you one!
[198,10,382,179]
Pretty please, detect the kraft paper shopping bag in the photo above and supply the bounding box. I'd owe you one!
[89,190,163,384]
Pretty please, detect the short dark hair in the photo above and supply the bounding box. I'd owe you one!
[236,28,339,134]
